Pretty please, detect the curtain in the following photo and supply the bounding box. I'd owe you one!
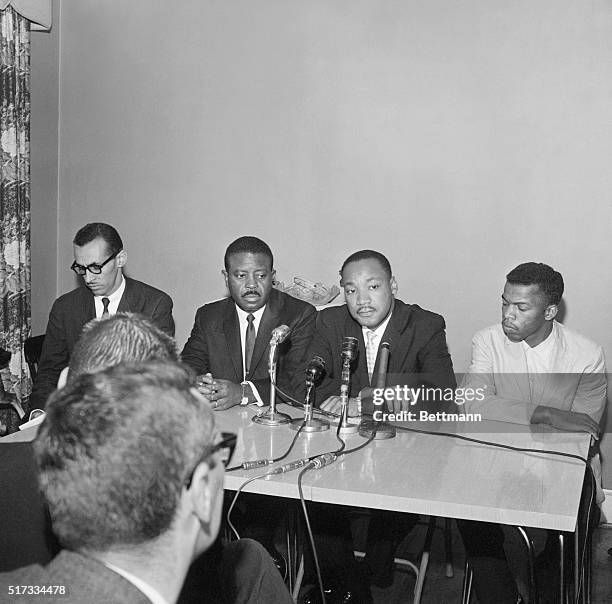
[0,5,30,435]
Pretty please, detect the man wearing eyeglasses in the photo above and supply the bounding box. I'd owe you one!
[29,223,174,409]
[0,362,293,604]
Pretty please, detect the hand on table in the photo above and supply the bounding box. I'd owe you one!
[532,406,600,439]
[196,374,242,411]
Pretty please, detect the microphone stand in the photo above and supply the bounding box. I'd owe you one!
[338,352,359,434]
[252,338,291,426]
[359,342,396,439]
[289,372,329,432]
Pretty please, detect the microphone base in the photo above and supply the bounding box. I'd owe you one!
[358,419,396,440]
[252,409,292,426]
[337,419,360,434]
[289,417,330,432]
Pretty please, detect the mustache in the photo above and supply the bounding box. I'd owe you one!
[243,290,261,297]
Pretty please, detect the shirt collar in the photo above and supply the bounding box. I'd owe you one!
[235,304,266,323]
[362,310,393,340]
[94,274,125,303]
[102,560,170,604]
[520,320,558,356]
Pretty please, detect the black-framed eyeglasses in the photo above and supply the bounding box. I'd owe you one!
[70,250,121,276]
[184,432,237,489]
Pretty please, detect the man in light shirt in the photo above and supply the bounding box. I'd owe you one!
[30,222,174,409]
[0,362,293,604]
[458,262,607,604]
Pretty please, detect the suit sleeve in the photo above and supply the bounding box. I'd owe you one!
[273,303,317,401]
[150,292,175,337]
[180,310,210,375]
[416,316,457,390]
[29,301,69,409]
[570,347,607,423]
[461,330,535,424]
[297,310,341,405]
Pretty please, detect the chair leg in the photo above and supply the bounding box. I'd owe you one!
[516,526,538,604]
[413,517,436,604]
[461,560,473,604]
[444,517,454,578]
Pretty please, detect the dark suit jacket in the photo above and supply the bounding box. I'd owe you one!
[303,299,456,409]
[181,289,316,403]
[0,550,151,603]
[30,277,174,408]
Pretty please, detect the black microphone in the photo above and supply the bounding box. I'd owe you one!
[374,342,390,389]
[270,324,291,344]
[341,336,359,362]
[305,356,326,383]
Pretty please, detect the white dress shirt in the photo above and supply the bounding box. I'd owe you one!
[94,276,126,318]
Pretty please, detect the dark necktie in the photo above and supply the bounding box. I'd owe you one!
[101,297,110,317]
[244,313,256,378]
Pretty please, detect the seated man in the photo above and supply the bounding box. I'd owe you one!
[458,262,607,604]
[303,250,456,595]
[30,222,175,409]
[181,235,316,409]
[0,362,292,604]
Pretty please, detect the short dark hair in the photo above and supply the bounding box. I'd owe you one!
[34,362,214,551]
[68,313,178,380]
[340,250,393,279]
[506,262,564,306]
[224,236,273,271]
[73,223,123,256]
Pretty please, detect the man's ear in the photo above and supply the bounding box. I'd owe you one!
[57,367,69,389]
[116,249,127,268]
[390,276,398,295]
[544,304,558,321]
[222,269,229,289]
[188,461,219,533]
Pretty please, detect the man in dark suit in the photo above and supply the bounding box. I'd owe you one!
[303,250,456,598]
[0,362,293,604]
[181,235,316,410]
[29,223,174,409]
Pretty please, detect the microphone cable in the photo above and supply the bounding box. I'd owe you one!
[225,420,305,472]
[390,421,590,465]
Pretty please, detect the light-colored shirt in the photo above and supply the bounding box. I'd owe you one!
[94,276,126,318]
[462,320,607,425]
[103,561,170,604]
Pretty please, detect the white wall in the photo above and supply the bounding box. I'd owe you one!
[31,1,612,478]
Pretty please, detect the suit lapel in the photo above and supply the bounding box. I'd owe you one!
[223,302,243,381]
[249,291,281,376]
[116,277,131,313]
[78,287,96,324]
[344,311,369,388]
[374,301,412,383]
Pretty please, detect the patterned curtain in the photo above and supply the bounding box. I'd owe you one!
[0,5,30,435]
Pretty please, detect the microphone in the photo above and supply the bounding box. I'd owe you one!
[305,356,326,383]
[270,324,291,344]
[374,342,390,389]
[341,336,359,362]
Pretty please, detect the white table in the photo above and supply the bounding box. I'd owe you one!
[218,404,590,533]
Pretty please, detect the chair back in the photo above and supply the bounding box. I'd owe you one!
[24,335,45,381]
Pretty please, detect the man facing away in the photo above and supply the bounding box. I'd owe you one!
[181,235,316,409]
[302,250,456,598]
[458,262,607,604]
[0,361,293,604]
[30,222,174,409]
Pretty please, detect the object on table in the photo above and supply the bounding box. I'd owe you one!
[274,277,340,306]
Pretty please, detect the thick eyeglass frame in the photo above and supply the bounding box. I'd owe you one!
[184,431,237,489]
[70,249,121,276]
